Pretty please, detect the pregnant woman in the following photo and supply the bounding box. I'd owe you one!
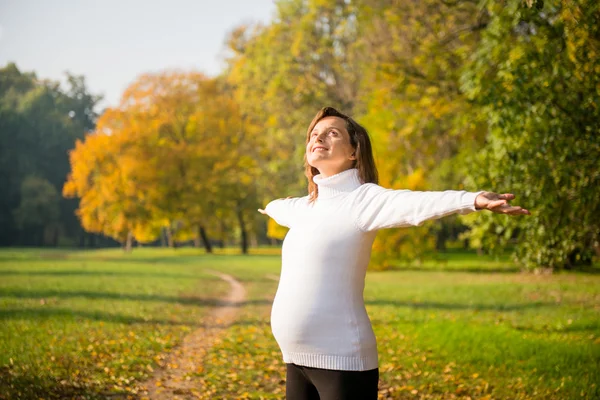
[258,106,530,400]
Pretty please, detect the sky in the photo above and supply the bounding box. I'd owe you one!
[0,0,276,109]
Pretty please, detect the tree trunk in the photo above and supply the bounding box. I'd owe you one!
[79,229,86,248]
[52,226,59,247]
[124,231,133,252]
[88,233,96,248]
[435,228,447,251]
[166,226,174,248]
[219,219,226,248]
[160,227,167,247]
[237,209,248,254]
[197,225,212,253]
[37,226,44,247]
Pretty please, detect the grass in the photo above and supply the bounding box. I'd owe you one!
[0,247,598,399]
[0,248,231,399]
[367,270,599,399]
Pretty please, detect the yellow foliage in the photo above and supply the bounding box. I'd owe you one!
[63,70,262,247]
[267,218,288,241]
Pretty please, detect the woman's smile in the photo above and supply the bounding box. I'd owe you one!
[305,116,357,177]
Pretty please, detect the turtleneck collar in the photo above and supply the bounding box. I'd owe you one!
[312,168,363,199]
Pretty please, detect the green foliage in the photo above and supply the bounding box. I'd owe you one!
[225,0,365,201]
[226,0,491,269]
[13,176,59,229]
[0,63,101,246]
[223,0,599,270]
[458,0,600,270]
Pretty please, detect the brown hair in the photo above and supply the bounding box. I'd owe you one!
[304,106,378,203]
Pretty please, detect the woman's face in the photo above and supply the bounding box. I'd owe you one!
[305,116,356,177]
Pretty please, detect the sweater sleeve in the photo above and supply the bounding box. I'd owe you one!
[352,184,485,232]
[264,196,309,228]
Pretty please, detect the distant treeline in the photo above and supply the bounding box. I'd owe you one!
[0,63,116,248]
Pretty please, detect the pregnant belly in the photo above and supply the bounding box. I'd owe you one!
[270,291,359,353]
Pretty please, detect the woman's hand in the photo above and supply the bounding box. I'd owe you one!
[474,192,531,215]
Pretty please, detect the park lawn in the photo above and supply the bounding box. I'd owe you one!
[1,248,599,399]
[367,270,599,399]
[0,248,232,399]
[195,250,599,400]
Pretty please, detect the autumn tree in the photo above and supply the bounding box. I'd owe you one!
[64,71,262,252]
[224,0,365,210]
[354,0,491,268]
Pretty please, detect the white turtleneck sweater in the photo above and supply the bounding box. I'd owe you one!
[265,168,484,371]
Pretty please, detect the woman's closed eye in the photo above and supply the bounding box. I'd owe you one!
[312,130,338,137]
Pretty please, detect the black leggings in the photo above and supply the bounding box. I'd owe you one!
[285,363,379,400]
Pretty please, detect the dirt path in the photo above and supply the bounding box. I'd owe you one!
[138,269,246,399]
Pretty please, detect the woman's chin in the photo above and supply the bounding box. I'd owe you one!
[307,158,322,167]
[308,160,328,170]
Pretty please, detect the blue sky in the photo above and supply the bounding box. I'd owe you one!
[0,0,276,109]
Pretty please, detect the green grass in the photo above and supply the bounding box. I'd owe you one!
[0,247,598,399]
[0,248,231,399]
[367,270,599,399]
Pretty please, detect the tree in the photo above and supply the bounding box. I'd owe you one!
[0,63,102,246]
[355,0,489,268]
[64,71,263,253]
[458,0,600,271]
[224,0,365,211]
[13,176,60,246]
[224,1,494,265]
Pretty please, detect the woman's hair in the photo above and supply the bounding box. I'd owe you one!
[304,106,378,203]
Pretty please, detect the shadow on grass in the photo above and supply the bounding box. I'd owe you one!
[0,369,98,400]
[513,322,600,333]
[0,250,82,263]
[228,319,271,327]
[0,288,272,307]
[0,269,222,280]
[387,266,521,274]
[365,299,556,311]
[0,251,278,265]
[88,253,279,265]
[0,305,268,327]
[1,287,556,312]
[386,265,600,274]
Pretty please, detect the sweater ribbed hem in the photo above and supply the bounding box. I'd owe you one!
[282,351,379,371]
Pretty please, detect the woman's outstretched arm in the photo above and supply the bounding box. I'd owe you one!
[352,185,530,232]
[257,196,308,228]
